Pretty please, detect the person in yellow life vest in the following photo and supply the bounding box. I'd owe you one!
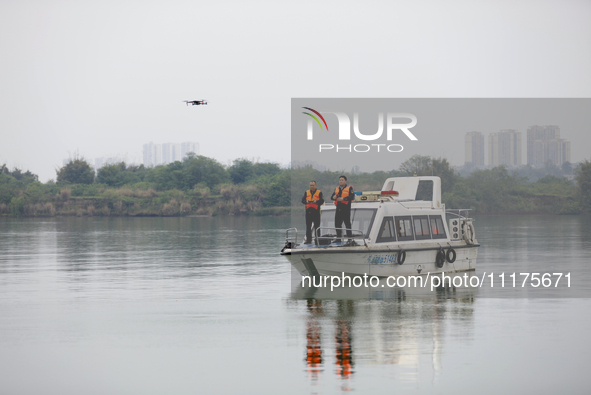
[301,180,324,244]
[330,175,354,243]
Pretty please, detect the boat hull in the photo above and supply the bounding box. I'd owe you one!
[283,244,479,277]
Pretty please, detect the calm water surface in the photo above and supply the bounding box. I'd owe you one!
[0,215,590,394]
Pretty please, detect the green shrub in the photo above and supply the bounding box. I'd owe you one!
[10,196,25,215]
[559,202,581,215]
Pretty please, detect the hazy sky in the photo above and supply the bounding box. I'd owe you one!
[1,0,590,182]
[291,98,591,173]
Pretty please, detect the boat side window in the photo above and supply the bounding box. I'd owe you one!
[429,215,447,239]
[377,217,396,243]
[413,215,431,240]
[394,216,414,241]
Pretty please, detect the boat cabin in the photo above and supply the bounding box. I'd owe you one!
[315,176,451,245]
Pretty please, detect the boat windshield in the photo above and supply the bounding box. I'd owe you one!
[319,208,377,238]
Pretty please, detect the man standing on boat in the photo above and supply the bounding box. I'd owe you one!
[301,180,324,244]
[331,176,354,243]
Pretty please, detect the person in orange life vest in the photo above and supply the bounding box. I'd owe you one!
[301,180,324,244]
[331,175,354,241]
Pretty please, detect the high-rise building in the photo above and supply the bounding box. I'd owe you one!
[181,142,199,158]
[465,132,485,167]
[153,144,161,166]
[527,125,570,166]
[488,129,522,166]
[172,144,182,161]
[161,143,183,164]
[547,139,571,166]
[142,143,152,167]
[162,143,173,165]
[143,142,162,167]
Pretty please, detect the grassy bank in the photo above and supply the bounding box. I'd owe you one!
[0,184,292,217]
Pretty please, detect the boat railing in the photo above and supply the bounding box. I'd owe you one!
[445,208,473,221]
[285,228,298,245]
[315,227,368,247]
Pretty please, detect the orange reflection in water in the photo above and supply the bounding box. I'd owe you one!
[335,300,354,379]
[304,299,356,388]
[305,299,324,380]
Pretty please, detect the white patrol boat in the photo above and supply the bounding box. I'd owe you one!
[281,176,479,277]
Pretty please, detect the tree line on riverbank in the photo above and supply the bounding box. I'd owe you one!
[1,155,590,217]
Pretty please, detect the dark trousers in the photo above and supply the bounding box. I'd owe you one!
[306,209,321,242]
[335,208,352,238]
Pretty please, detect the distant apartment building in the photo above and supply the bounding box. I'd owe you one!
[548,139,570,166]
[488,129,522,166]
[172,144,182,162]
[143,142,161,167]
[181,142,199,159]
[465,131,485,167]
[527,125,570,166]
[161,143,180,164]
[143,141,199,167]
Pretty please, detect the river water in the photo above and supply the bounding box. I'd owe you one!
[0,215,590,394]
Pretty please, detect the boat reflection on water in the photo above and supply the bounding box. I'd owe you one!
[304,299,356,391]
[305,299,324,380]
[294,277,477,388]
[334,301,354,380]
